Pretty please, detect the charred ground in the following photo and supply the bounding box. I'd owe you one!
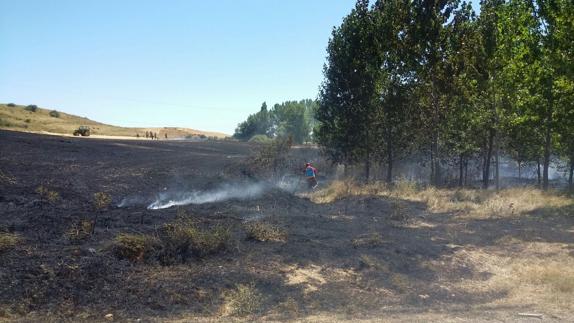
[1,130,573,322]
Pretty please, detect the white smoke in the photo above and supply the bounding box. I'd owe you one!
[147,182,269,210]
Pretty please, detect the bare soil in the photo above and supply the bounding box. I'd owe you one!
[1,130,573,322]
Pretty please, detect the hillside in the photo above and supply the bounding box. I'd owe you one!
[0,103,228,139]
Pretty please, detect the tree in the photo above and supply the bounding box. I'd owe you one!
[316,0,380,180]
[233,102,271,140]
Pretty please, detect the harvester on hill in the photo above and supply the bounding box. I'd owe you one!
[73,126,91,136]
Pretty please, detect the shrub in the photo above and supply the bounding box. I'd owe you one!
[66,220,94,243]
[248,134,272,144]
[0,118,11,127]
[93,192,112,210]
[24,119,31,123]
[25,105,38,112]
[0,233,21,253]
[159,219,231,262]
[113,217,233,264]
[7,103,16,107]
[244,222,287,242]
[221,283,263,316]
[49,110,60,118]
[112,233,158,262]
[36,185,60,204]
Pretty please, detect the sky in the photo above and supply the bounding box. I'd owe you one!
[0,1,479,134]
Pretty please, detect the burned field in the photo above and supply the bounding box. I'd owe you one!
[1,130,574,322]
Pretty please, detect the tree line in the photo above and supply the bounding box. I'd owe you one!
[233,99,318,144]
[315,0,573,190]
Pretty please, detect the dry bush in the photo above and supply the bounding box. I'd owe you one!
[36,185,60,204]
[244,221,287,242]
[390,200,408,222]
[65,220,94,243]
[0,233,21,253]
[112,233,158,262]
[352,233,384,248]
[93,192,112,210]
[158,219,231,264]
[0,169,16,185]
[221,283,263,317]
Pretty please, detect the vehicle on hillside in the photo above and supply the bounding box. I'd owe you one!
[73,126,91,136]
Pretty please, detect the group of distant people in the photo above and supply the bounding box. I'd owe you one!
[135,131,168,140]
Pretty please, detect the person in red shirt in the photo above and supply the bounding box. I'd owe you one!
[304,162,318,189]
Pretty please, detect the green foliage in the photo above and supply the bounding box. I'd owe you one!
[234,100,317,144]
[6,103,16,107]
[25,105,38,112]
[49,110,60,118]
[314,0,574,189]
[248,134,272,144]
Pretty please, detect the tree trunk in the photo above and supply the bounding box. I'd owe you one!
[459,154,464,187]
[517,161,522,181]
[365,159,370,183]
[483,130,494,189]
[542,81,553,191]
[431,76,441,187]
[386,130,393,184]
[542,121,552,190]
[495,137,500,191]
[569,160,573,191]
[464,159,468,187]
[537,159,541,187]
[430,147,434,185]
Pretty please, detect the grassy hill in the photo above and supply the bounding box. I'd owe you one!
[0,103,228,139]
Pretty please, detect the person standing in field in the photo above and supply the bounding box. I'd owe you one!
[305,162,318,189]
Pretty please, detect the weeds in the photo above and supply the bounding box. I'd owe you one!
[112,233,158,262]
[221,283,263,317]
[352,233,384,248]
[93,192,112,210]
[244,221,287,242]
[0,170,16,185]
[0,233,21,253]
[65,220,94,243]
[36,185,60,205]
[113,218,232,264]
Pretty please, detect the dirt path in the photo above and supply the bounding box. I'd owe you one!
[1,130,573,322]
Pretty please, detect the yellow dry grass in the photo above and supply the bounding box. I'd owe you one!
[0,104,228,138]
[311,179,573,219]
[446,242,574,314]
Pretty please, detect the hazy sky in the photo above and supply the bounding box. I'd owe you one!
[0,1,479,134]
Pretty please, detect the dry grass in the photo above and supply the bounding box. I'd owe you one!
[0,233,21,253]
[352,233,385,248]
[36,185,60,204]
[65,220,94,243]
[0,103,228,138]
[244,221,287,242]
[312,179,574,219]
[93,192,112,210]
[0,169,16,185]
[112,233,158,262]
[221,283,263,317]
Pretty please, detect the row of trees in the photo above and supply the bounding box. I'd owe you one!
[315,0,573,190]
[234,99,317,144]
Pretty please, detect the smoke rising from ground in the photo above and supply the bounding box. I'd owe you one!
[145,176,301,210]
